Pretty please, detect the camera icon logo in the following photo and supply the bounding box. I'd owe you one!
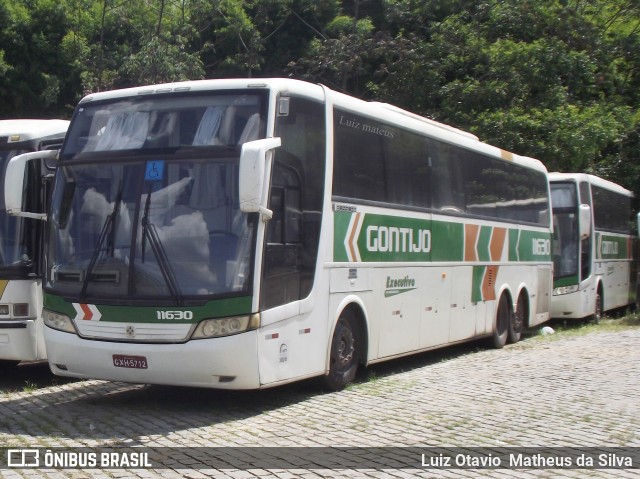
[7,449,40,468]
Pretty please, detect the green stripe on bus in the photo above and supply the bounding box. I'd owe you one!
[356,213,431,262]
[43,293,252,323]
[477,226,492,262]
[553,275,579,288]
[333,209,550,264]
[509,229,520,261]
[472,266,485,302]
[597,233,630,260]
[516,229,552,262]
[431,220,464,261]
[333,210,352,262]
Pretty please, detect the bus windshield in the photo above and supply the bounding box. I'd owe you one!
[48,91,267,302]
[551,182,579,280]
[0,149,36,274]
[62,92,264,157]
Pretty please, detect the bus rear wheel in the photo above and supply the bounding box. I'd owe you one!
[491,294,511,349]
[509,294,527,344]
[324,310,359,391]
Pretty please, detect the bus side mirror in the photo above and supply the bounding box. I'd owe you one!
[239,137,281,220]
[4,150,58,221]
[579,204,591,240]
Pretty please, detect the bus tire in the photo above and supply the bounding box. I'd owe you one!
[491,293,511,349]
[509,293,527,344]
[592,290,603,324]
[324,310,359,391]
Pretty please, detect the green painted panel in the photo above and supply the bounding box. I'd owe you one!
[333,209,352,262]
[44,293,252,323]
[553,275,579,288]
[514,230,552,262]
[472,266,485,303]
[431,220,464,261]
[597,233,630,260]
[332,208,551,265]
[356,213,432,262]
[477,226,492,262]
[509,229,520,261]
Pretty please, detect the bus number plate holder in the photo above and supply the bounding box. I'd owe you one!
[113,354,148,369]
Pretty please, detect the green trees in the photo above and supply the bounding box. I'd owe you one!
[0,0,638,193]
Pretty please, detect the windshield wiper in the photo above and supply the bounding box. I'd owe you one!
[140,186,183,305]
[79,180,123,299]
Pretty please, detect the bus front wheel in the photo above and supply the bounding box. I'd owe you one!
[324,310,359,391]
[593,291,603,324]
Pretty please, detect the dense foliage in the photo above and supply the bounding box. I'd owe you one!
[0,0,638,195]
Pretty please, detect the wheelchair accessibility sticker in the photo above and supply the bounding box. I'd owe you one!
[145,160,165,181]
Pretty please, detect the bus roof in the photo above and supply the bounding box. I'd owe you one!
[0,119,69,142]
[368,102,480,141]
[549,172,633,198]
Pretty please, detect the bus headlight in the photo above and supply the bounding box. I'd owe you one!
[553,285,579,296]
[43,309,77,334]
[191,314,260,339]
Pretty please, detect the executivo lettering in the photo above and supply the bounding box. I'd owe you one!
[386,275,416,288]
[385,275,417,297]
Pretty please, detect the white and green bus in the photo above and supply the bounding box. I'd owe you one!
[5,79,552,389]
[549,172,636,321]
[0,119,69,363]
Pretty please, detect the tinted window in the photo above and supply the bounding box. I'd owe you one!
[333,108,549,226]
[579,182,592,206]
[333,110,430,208]
[551,182,578,208]
[431,141,549,225]
[592,185,631,233]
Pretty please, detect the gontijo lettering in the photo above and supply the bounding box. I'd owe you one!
[601,241,619,255]
[367,226,431,253]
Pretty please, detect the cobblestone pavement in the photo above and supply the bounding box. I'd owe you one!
[0,323,639,478]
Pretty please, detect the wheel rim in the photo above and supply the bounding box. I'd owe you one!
[335,324,355,369]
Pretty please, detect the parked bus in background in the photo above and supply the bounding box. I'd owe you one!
[0,119,69,364]
[549,172,636,321]
[6,79,552,389]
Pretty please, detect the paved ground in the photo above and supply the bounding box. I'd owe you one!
[0,321,639,478]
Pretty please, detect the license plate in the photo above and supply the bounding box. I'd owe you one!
[112,354,148,369]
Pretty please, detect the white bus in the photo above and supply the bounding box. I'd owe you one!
[6,79,552,389]
[0,119,69,363]
[549,173,636,321]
